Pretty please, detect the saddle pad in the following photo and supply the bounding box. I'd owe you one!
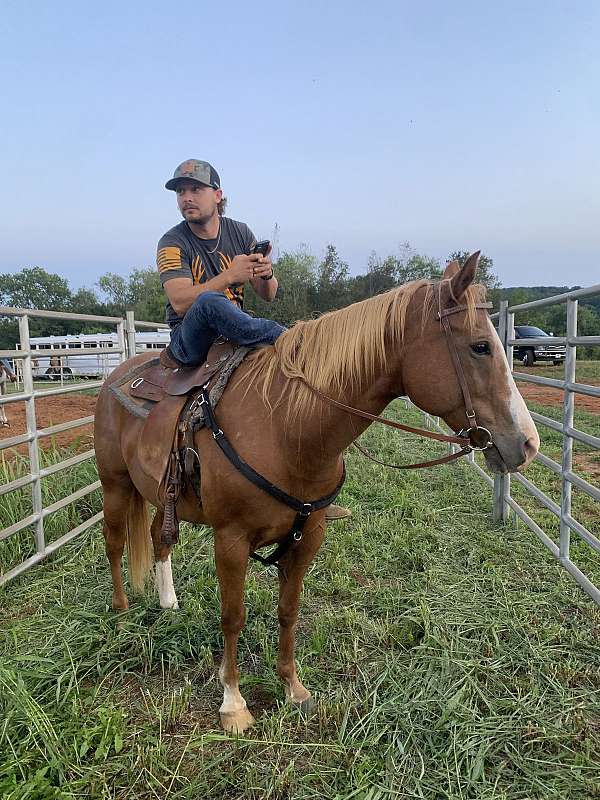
[109,347,253,489]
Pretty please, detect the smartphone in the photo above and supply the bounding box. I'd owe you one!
[252,240,271,256]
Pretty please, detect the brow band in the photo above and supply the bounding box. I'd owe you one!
[437,302,493,319]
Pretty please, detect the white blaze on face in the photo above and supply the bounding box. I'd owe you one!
[155,556,179,609]
[488,318,540,449]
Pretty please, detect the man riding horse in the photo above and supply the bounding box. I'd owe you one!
[156,159,351,521]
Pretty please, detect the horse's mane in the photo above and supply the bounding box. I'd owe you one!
[238,278,486,419]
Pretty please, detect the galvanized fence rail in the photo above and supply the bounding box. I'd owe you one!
[0,306,168,586]
[416,284,600,606]
[1,290,599,606]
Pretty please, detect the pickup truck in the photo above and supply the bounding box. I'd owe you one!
[514,325,566,367]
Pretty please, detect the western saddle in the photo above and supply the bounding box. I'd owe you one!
[112,340,247,546]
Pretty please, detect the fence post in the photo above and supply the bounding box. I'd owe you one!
[559,298,577,562]
[493,300,510,521]
[19,314,45,557]
[125,310,137,360]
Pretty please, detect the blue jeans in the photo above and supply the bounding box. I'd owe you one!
[169,292,286,366]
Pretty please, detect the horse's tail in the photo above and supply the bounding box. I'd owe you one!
[126,490,154,592]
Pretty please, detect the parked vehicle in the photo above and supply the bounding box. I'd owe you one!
[514,325,566,367]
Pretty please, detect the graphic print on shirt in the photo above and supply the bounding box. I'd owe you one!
[157,246,182,273]
[219,252,244,307]
[190,255,204,284]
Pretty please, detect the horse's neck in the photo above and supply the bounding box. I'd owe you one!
[271,358,403,469]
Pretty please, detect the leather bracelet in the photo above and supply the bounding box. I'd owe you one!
[260,271,274,281]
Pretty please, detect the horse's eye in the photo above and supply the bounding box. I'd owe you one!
[471,342,491,355]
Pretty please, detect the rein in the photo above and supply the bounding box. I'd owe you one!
[200,297,494,567]
[300,300,495,470]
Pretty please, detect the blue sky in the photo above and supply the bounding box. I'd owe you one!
[1,0,599,290]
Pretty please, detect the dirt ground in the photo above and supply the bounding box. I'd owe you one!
[0,394,96,455]
[517,382,600,414]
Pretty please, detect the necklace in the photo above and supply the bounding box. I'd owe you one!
[203,219,222,254]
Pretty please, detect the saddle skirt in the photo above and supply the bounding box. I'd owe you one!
[109,342,251,489]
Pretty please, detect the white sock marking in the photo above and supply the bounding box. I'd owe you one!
[155,556,179,609]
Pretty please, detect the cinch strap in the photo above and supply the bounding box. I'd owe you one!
[200,387,345,567]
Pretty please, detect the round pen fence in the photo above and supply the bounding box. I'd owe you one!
[416,284,600,606]
[0,306,168,585]
[1,290,599,605]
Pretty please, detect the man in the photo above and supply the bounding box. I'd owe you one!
[0,358,16,428]
[157,159,284,369]
[156,159,351,521]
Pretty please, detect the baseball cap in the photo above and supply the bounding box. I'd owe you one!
[165,159,221,191]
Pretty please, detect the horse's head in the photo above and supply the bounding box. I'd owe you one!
[400,253,539,473]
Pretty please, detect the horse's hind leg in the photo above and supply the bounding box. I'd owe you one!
[102,478,135,611]
[277,517,325,709]
[151,510,179,609]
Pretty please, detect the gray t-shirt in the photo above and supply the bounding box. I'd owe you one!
[156,217,257,328]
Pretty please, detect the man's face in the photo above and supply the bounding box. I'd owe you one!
[175,180,222,224]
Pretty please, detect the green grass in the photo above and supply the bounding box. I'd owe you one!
[1,406,599,799]
[0,444,102,576]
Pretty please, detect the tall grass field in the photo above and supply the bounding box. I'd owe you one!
[1,397,599,800]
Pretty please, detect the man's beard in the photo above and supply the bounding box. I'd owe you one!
[182,207,215,227]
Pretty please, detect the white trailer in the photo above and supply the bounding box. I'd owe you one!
[20,330,171,380]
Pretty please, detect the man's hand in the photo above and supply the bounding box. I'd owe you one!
[227,254,272,284]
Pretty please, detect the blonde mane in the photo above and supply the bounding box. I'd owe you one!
[238,278,486,420]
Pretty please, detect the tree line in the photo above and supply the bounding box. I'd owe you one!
[1,245,598,356]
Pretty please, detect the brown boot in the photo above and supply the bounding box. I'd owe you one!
[160,346,185,370]
[325,503,352,522]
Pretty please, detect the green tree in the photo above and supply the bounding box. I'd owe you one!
[0,267,74,343]
[245,248,318,326]
[97,267,164,323]
[315,244,351,312]
[0,267,72,310]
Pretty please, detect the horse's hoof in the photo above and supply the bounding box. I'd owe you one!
[299,696,316,717]
[220,707,255,735]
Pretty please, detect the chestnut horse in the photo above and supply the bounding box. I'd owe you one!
[94,255,539,733]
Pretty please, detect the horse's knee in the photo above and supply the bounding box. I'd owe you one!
[104,535,124,559]
[277,605,298,630]
[221,607,246,635]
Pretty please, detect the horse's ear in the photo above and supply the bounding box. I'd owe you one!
[449,251,480,300]
[443,260,461,279]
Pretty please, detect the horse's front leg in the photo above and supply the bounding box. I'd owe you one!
[277,516,325,709]
[214,530,254,734]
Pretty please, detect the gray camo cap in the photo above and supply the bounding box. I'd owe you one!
[165,159,221,191]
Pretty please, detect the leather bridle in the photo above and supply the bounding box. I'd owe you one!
[303,298,495,470]
[199,296,495,568]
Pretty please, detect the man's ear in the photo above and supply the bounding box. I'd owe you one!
[449,251,480,301]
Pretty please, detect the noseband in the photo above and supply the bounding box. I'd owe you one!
[304,299,494,470]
